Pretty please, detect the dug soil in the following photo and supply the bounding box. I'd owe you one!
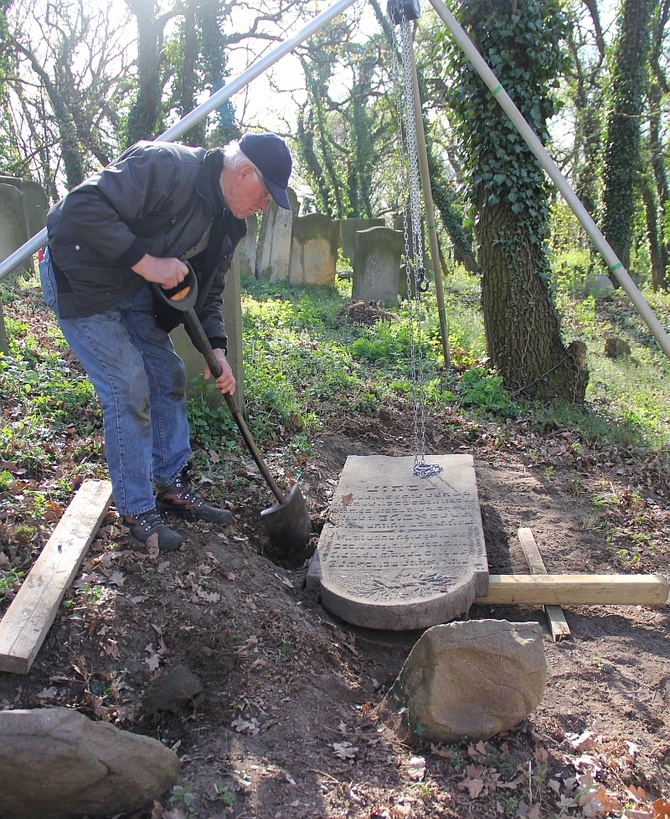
[1,327,669,819]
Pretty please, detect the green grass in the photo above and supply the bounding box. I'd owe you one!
[1,261,669,499]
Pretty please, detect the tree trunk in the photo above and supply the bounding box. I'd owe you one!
[478,201,588,402]
[124,0,165,144]
[601,0,654,272]
[641,174,666,292]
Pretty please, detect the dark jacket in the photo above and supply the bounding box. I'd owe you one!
[46,141,247,351]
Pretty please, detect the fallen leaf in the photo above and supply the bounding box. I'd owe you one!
[580,784,621,816]
[407,756,425,781]
[389,806,413,818]
[103,639,120,659]
[458,775,484,798]
[652,798,670,817]
[146,533,160,560]
[144,644,160,671]
[332,741,358,760]
[196,590,220,603]
[107,571,125,587]
[231,716,260,735]
[569,729,598,752]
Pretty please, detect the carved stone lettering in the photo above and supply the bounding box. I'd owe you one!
[307,455,489,630]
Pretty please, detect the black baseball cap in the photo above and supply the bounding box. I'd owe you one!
[239,132,292,210]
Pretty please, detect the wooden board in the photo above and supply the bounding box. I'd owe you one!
[0,479,113,674]
[518,527,571,641]
[475,573,669,606]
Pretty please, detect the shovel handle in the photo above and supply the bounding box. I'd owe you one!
[182,308,286,505]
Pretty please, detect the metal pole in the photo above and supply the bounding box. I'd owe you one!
[427,0,670,363]
[0,0,359,282]
[409,37,451,368]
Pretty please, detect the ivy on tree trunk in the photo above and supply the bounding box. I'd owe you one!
[601,0,654,273]
[444,0,587,401]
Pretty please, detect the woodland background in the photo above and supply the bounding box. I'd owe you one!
[1,0,670,404]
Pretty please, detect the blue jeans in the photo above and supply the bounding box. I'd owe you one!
[40,251,191,517]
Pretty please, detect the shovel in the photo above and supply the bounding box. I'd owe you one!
[152,266,312,563]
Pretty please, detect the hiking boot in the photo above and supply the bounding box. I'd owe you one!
[156,467,233,525]
[123,510,183,552]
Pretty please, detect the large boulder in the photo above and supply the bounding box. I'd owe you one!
[0,708,180,819]
[387,619,546,744]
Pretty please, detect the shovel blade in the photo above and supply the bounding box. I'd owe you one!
[260,483,312,566]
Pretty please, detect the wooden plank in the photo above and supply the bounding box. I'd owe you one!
[0,479,113,674]
[518,527,571,641]
[475,573,669,606]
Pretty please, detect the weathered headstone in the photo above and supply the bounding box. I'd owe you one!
[237,212,258,278]
[0,183,30,272]
[19,179,49,238]
[352,226,403,306]
[340,217,385,265]
[289,212,340,286]
[605,336,631,359]
[255,187,298,282]
[0,181,38,355]
[171,250,245,412]
[387,619,547,744]
[584,273,615,299]
[307,454,489,630]
[0,707,180,819]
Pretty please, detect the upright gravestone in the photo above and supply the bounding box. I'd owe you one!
[352,226,403,306]
[0,183,30,272]
[237,213,258,279]
[19,180,48,238]
[255,188,298,282]
[0,181,37,355]
[289,213,340,287]
[170,252,245,413]
[340,217,385,266]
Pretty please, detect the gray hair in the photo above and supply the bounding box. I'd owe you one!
[224,141,260,176]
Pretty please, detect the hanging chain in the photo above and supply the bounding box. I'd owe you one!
[391,14,442,479]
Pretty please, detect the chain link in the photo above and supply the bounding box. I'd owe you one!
[391,14,442,479]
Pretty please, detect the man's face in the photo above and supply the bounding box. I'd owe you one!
[225,163,272,218]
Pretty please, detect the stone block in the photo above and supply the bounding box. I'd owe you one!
[255,187,298,282]
[352,226,403,306]
[388,619,547,744]
[289,212,340,286]
[340,217,385,264]
[307,454,488,630]
[0,707,179,819]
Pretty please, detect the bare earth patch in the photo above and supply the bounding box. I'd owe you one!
[1,404,669,818]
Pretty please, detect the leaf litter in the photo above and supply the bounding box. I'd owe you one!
[0,282,668,817]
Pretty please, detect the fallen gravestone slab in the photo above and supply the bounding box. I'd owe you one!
[386,619,546,744]
[307,454,488,630]
[0,708,180,819]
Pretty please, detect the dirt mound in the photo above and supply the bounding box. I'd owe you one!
[336,299,398,326]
